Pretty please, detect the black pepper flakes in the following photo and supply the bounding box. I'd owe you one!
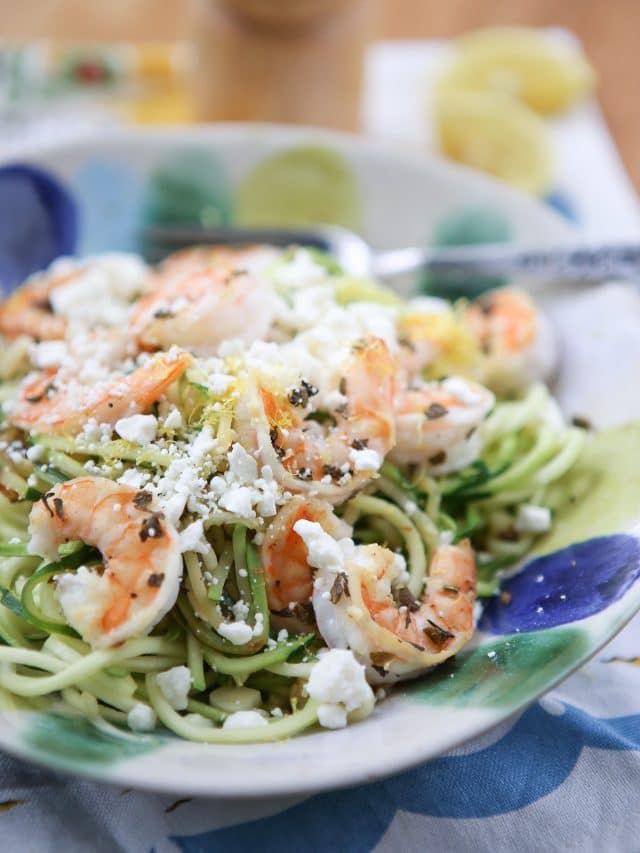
[329,572,349,604]
[147,572,165,587]
[425,402,448,420]
[41,491,56,518]
[423,619,455,647]
[351,438,369,450]
[53,497,66,522]
[397,587,420,612]
[428,450,447,466]
[139,512,165,542]
[571,415,593,430]
[322,464,343,481]
[133,490,154,511]
[153,307,175,319]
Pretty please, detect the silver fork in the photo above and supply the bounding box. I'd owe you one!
[141,224,640,284]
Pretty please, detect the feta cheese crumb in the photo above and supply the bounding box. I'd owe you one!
[163,407,183,430]
[317,703,348,729]
[227,442,258,482]
[293,520,344,573]
[306,649,374,729]
[115,414,157,445]
[348,447,382,472]
[222,710,269,730]
[179,519,210,554]
[127,702,157,732]
[156,665,191,710]
[516,504,552,534]
[26,444,45,462]
[217,620,254,645]
[219,486,254,517]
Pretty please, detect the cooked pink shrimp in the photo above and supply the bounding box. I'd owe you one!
[130,246,277,355]
[28,478,182,648]
[9,350,190,435]
[0,268,75,341]
[261,496,351,611]
[237,337,396,503]
[302,523,477,681]
[465,287,557,394]
[391,376,494,472]
[0,255,150,342]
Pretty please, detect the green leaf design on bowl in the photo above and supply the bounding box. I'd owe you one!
[236,145,362,230]
[24,713,158,766]
[140,148,232,236]
[420,205,512,299]
[412,627,588,708]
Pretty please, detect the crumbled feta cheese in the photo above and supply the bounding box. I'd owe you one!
[31,340,68,368]
[118,468,150,490]
[348,447,382,472]
[156,665,191,710]
[217,620,254,645]
[26,444,45,462]
[516,504,552,533]
[227,443,258,483]
[115,414,157,445]
[317,703,348,729]
[49,253,149,327]
[208,373,233,395]
[293,520,344,573]
[219,486,254,517]
[306,649,374,729]
[222,710,269,730]
[127,702,156,732]
[163,407,183,430]
[179,519,210,554]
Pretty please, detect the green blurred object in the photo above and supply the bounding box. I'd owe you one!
[140,149,232,255]
[419,205,512,299]
[236,145,362,231]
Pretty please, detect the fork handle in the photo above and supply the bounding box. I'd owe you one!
[372,242,640,283]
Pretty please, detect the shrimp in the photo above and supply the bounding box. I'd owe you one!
[391,376,494,472]
[0,268,74,341]
[0,254,150,342]
[301,521,476,682]
[9,349,190,435]
[261,496,351,611]
[129,247,277,355]
[27,478,182,648]
[465,287,557,394]
[236,336,396,503]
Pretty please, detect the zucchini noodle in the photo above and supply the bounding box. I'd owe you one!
[0,247,586,744]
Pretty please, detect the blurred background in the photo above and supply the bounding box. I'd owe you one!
[0,0,637,189]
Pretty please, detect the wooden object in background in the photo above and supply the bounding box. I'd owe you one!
[0,0,638,188]
[189,0,375,130]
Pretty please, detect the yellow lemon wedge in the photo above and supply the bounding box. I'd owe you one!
[439,27,596,115]
[434,89,553,195]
